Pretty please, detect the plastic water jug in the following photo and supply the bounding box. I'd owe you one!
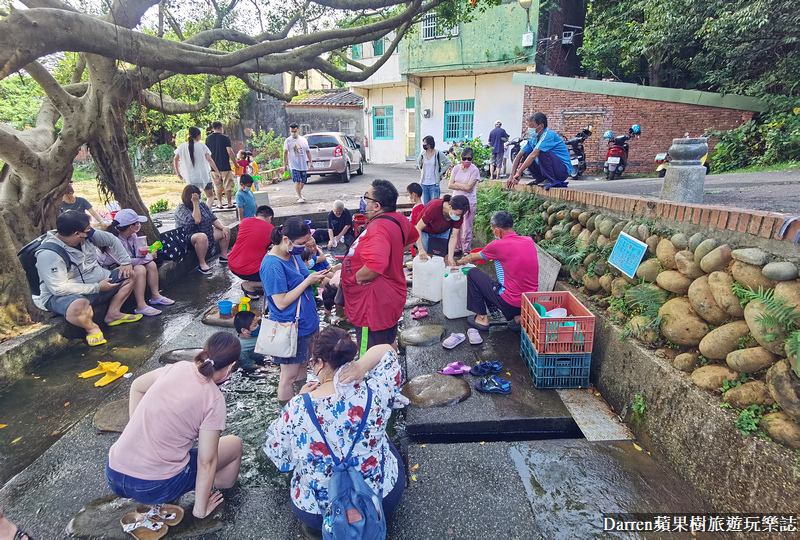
[442,267,475,319]
[412,255,445,302]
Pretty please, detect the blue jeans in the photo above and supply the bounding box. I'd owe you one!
[291,441,406,530]
[420,230,450,253]
[273,330,317,365]
[106,448,199,505]
[421,183,440,205]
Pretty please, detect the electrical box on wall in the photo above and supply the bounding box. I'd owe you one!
[423,109,431,118]
[521,32,534,47]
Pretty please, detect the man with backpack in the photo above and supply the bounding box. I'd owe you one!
[33,210,142,346]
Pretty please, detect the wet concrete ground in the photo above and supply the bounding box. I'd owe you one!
[1,251,717,538]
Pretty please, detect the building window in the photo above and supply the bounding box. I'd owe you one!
[373,106,394,140]
[422,13,459,41]
[444,100,474,141]
[372,39,385,56]
[300,124,311,135]
[352,44,362,60]
[405,96,415,109]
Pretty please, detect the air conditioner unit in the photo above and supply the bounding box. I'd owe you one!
[521,32,534,47]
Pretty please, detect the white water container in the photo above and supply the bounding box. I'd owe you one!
[442,267,475,319]
[412,255,446,302]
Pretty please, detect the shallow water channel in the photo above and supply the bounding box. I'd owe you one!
[0,267,233,485]
[0,261,408,489]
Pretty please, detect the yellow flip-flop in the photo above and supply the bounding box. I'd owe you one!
[107,314,143,327]
[85,333,107,347]
[95,365,129,387]
[78,361,120,378]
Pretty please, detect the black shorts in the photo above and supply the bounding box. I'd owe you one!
[355,324,398,353]
[231,269,261,281]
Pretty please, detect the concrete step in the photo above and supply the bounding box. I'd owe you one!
[401,302,581,443]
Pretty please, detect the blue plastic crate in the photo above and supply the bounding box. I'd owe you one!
[521,332,591,389]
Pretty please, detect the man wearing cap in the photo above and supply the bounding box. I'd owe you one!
[488,121,509,180]
[34,210,142,347]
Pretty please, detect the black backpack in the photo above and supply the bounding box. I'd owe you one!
[17,234,80,296]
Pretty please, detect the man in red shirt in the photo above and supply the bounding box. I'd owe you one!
[342,179,420,353]
[227,205,274,298]
[456,211,539,332]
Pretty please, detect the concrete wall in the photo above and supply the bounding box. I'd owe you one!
[400,1,537,74]
[419,72,526,145]
[522,86,755,173]
[361,85,415,164]
[284,106,366,156]
[234,73,289,145]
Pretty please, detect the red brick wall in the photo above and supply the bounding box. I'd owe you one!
[522,86,755,174]
[490,181,800,250]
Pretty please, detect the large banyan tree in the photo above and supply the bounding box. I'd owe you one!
[0,0,491,334]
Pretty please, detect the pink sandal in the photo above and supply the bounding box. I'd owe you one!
[438,361,472,375]
[412,309,428,319]
[442,333,466,349]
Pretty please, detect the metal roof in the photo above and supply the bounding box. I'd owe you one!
[286,89,364,108]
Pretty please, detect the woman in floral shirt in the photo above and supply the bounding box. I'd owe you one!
[263,326,405,532]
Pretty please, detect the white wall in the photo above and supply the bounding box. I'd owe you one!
[349,53,403,87]
[362,86,411,164]
[418,72,525,150]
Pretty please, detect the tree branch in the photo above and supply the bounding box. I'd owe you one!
[24,61,76,117]
[239,73,298,102]
[140,78,213,113]
[0,123,43,175]
[104,0,161,30]
[163,6,185,41]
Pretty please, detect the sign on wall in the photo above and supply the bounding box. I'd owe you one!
[608,232,648,279]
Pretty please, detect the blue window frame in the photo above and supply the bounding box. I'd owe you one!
[352,44,362,60]
[444,100,474,142]
[373,106,394,140]
[372,39,384,56]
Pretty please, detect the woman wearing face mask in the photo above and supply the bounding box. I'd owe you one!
[99,209,175,316]
[415,194,471,267]
[417,135,452,205]
[261,217,326,404]
[106,332,243,532]
[447,147,480,255]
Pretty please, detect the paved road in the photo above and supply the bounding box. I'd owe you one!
[569,168,800,215]
[267,162,421,217]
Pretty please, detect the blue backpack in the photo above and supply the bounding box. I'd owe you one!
[302,386,386,540]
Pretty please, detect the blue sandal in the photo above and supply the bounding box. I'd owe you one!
[470,361,502,376]
[476,375,511,395]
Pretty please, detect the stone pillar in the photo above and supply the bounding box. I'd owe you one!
[659,138,708,204]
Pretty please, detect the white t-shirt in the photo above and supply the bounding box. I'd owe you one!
[284,136,310,172]
[421,153,437,185]
[175,141,212,187]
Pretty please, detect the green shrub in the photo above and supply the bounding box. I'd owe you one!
[709,105,800,172]
[149,198,170,214]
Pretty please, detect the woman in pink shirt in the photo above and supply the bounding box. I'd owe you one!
[106,332,243,534]
[447,147,480,253]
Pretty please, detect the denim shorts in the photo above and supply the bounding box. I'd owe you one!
[45,269,122,316]
[273,330,317,365]
[106,448,199,505]
[291,170,308,184]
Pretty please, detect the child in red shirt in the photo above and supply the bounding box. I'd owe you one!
[406,183,424,259]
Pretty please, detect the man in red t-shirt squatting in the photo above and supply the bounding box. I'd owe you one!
[227,205,274,298]
[342,179,420,353]
[456,210,539,333]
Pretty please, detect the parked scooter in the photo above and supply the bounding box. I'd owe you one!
[603,125,641,180]
[654,133,710,177]
[564,126,593,178]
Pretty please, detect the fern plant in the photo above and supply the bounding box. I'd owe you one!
[733,283,800,376]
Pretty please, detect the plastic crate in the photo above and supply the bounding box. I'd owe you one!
[520,291,595,354]
[521,332,591,389]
